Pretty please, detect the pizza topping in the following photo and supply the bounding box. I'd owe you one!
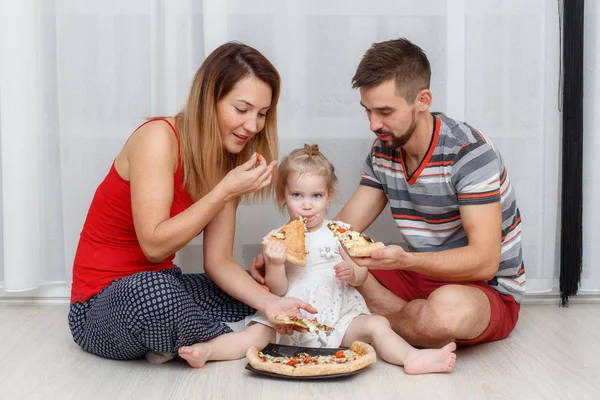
[327,220,385,256]
[258,349,360,367]
[286,357,299,366]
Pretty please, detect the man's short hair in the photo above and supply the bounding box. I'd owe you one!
[352,38,431,104]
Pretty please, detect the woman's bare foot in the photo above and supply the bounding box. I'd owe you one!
[178,344,211,368]
[145,351,174,364]
[403,342,457,375]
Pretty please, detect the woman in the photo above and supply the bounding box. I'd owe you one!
[68,42,316,365]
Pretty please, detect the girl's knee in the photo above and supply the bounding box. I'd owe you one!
[367,315,391,333]
[246,323,275,347]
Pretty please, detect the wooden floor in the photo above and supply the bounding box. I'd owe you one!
[0,304,599,400]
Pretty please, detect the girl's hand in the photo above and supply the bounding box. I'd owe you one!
[263,240,286,266]
[334,260,355,283]
[333,244,368,286]
[218,153,277,200]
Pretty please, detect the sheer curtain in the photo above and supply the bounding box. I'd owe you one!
[0,0,596,300]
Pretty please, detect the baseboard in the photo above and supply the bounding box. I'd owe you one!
[0,297,71,305]
[521,294,600,305]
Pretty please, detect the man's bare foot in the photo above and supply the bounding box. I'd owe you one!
[178,344,211,368]
[145,351,174,364]
[402,342,457,375]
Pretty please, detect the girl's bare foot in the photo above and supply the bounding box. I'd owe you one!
[145,351,174,364]
[403,342,457,375]
[178,344,211,368]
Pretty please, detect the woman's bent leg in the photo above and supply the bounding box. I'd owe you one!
[176,272,256,322]
[68,269,235,360]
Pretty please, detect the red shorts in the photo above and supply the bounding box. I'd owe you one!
[370,269,520,346]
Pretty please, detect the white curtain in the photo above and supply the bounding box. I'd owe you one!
[582,0,600,294]
[0,0,596,300]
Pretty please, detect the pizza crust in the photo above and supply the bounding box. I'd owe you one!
[346,341,377,371]
[347,241,385,257]
[246,347,295,376]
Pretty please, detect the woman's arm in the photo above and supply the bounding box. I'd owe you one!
[127,124,227,262]
[127,122,275,263]
[203,199,280,311]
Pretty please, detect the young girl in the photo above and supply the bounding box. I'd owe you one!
[179,144,457,374]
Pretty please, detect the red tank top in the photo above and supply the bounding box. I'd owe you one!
[71,118,195,303]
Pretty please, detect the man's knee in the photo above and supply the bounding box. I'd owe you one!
[413,286,480,339]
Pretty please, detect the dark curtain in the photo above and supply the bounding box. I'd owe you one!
[559,0,584,306]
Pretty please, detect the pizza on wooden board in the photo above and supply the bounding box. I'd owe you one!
[327,221,385,257]
[246,341,376,377]
[262,216,307,266]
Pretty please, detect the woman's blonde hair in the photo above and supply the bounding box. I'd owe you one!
[174,41,280,202]
[274,144,338,213]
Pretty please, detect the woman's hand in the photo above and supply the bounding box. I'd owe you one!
[249,253,267,285]
[263,297,317,335]
[263,241,286,266]
[218,153,277,200]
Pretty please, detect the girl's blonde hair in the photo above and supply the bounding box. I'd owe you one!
[173,41,280,202]
[274,144,338,212]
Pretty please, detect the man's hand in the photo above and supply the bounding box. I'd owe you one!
[249,253,268,291]
[264,297,318,335]
[352,245,411,270]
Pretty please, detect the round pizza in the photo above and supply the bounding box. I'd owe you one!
[246,341,376,377]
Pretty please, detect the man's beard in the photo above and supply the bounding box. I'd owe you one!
[376,114,417,150]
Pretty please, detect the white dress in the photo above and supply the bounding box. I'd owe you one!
[246,219,370,348]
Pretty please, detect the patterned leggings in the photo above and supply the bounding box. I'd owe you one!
[68,267,255,360]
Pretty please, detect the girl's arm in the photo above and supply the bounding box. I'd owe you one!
[334,244,369,287]
[349,263,369,287]
[263,241,288,296]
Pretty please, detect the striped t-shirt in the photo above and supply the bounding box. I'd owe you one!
[360,113,525,303]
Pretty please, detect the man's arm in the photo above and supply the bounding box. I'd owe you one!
[334,185,388,232]
[358,202,502,281]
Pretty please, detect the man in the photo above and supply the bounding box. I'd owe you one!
[251,38,524,348]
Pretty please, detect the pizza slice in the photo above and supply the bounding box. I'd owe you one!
[262,216,307,266]
[246,341,376,377]
[272,315,335,334]
[327,220,385,257]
